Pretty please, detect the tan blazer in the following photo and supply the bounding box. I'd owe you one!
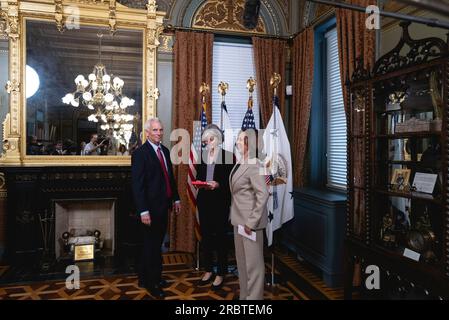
[229,161,269,230]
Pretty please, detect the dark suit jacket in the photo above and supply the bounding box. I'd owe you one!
[131,140,179,217]
[196,149,234,231]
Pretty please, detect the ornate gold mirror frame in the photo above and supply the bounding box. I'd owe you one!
[0,0,164,166]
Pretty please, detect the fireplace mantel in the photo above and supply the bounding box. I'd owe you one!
[2,166,140,263]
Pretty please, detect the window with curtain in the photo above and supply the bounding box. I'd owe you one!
[325,28,347,189]
[212,41,260,129]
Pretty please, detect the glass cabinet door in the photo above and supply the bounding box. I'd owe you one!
[372,66,444,265]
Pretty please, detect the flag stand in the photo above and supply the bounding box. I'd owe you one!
[219,82,229,131]
[189,83,209,272]
[266,244,281,287]
[267,73,282,288]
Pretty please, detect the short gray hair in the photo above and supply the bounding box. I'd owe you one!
[144,117,162,131]
[202,124,223,143]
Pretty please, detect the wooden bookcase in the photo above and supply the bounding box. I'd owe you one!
[345,22,449,299]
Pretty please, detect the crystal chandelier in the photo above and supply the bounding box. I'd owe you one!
[62,31,135,143]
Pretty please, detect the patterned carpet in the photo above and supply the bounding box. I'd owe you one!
[273,250,344,300]
[0,252,343,300]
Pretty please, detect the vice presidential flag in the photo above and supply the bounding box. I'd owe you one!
[263,96,294,246]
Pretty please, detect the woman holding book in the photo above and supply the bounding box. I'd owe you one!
[195,124,234,289]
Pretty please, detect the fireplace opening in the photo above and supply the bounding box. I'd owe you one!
[54,199,116,260]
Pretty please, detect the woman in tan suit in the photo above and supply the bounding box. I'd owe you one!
[230,129,269,300]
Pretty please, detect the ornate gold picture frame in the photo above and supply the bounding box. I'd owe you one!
[0,0,164,166]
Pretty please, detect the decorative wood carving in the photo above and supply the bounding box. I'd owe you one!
[145,0,163,120]
[373,22,449,75]
[5,80,19,94]
[0,10,7,38]
[109,0,117,35]
[73,0,105,4]
[193,0,266,34]
[3,2,19,41]
[351,58,370,82]
[54,0,65,33]
[4,0,20,145]
[158,34,173,53]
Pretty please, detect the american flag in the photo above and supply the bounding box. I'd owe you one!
[241,96,256,130]
[187,101,208,241]
[265,174,274,185]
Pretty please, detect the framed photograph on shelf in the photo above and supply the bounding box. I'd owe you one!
[390,168,411,191]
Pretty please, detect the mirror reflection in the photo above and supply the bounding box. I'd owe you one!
[26,20,143,156]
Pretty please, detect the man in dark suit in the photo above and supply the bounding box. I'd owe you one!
[131,118,181,299]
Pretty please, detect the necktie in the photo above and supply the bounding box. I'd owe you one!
[157,146,173,199]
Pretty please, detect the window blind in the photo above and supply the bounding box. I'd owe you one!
[212,42,260,130]
[325,28,347,189]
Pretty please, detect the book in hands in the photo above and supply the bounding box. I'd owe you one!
[192,180,209,187]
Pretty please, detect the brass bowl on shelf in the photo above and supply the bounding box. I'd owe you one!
[405,229,435,254]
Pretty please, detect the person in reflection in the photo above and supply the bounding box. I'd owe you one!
[117,144,129,156]
[105,129,118,155]
[131,118,181,299]
[84,133,105,155]
[128,130,141,155]
[27,135,43,155]
[52,140,67,155]
[230,128,268,300]
[195,124,234,289]
[80,141,87,155]
[64,139,77,155]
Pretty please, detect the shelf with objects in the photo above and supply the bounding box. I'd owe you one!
[345,22,449,299]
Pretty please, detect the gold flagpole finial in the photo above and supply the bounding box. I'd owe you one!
[247,77,256,94]
[247,77,256,108]
[199,82,210,96]
[199,82,210,103]
[218,82,229,101]
[270,73,281,96]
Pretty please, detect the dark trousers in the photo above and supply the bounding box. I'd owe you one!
[201,228,228,276]
[138,213,168,287]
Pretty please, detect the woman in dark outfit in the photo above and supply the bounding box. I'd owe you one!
[196,124,234,288]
